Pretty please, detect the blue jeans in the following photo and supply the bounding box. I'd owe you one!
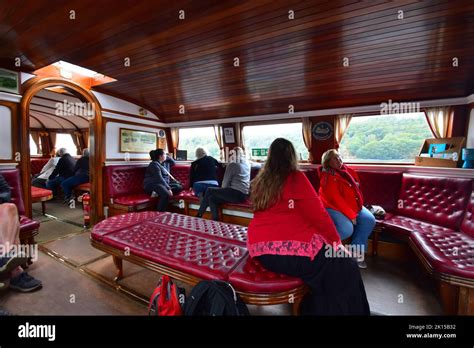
[61,174,89,199]
[46,176,66,196]
[192,182,218,197]
[326,207,376,254]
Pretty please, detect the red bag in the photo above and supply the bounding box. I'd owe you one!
[148,275,184,316]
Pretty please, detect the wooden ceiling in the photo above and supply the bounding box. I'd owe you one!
[1,0,474,123]
[30,89,90,130]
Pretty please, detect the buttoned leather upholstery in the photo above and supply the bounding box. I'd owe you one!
[410,231,474,280]
[31,158,49,176]
[357,171,402,212]
[382,214,456,238]
[0,169,26,214]
[228,255,304,293]
[105,165,147,201]
[148,212,247,244]
[114,193,156,206]
[170,165,191,189]
[92,211,162,241]
[102,221,246,280]
[0,169,40,239]
[460,190,474,238]
[395,174,471,230]
[92,212,304,293]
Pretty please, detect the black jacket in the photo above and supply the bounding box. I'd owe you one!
[73,156,89,176]
[49,153,76,180]
[0,174,11,204]
[190,156,222,186]
[143,161,170,193]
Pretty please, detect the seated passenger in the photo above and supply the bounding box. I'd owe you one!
[60,148,90,202]
[143,149,181,212]
[189,147,222,198]
[45,148,76,197]
[158,148,183,193]
[0,174,42,292]
[247,138,369,315]
[31,151,60,189]
[196,147,250,221]
[318,149,376,269]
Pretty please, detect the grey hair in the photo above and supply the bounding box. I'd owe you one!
[195,147,207,159]
[58,148,68,156]
[82,148,90,157]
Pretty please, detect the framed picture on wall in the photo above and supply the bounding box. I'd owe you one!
[119,128,158,153]
[223,127,235,144]
[0,68,19,94]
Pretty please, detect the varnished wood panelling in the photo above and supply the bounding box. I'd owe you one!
[1,0,473,122]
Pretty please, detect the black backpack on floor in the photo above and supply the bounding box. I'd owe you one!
[184,280,250,316]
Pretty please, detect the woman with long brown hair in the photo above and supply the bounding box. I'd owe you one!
[247,138,370,315]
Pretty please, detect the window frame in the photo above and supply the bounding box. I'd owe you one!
[241,119,310,163]
[339,112,434,165]
[177,125,221,161]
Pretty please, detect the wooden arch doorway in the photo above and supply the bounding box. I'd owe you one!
[20,77,104,225]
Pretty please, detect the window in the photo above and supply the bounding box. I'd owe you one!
[179,127,220,160]
[55,133,78,156]
[29,135,39,155]
[339,113,433,163]
[242,122,309,160]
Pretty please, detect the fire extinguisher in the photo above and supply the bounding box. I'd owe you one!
[82,193,91,228]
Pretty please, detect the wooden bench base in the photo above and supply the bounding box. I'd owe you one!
[409,239,474,315]
[91,239,308,315]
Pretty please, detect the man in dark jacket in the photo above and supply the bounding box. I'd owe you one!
[60,148,90,202]
[46,148,76,197]
[0,174,42,292]
[143,149,181,212]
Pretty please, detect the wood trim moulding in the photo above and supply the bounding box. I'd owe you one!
[20,77,105,222]
[104,161,150,166]
[165,95,474,127]
[102,111,166,127]
[103,116,166,129]
[102,108,155,119]
[0,92,22,103]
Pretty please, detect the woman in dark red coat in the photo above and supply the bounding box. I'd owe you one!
[318,149,376,269]
[247,138,370,315]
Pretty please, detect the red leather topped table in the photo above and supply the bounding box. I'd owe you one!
[91,212,306,311]
[31,186,53,215]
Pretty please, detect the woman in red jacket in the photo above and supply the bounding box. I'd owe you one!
[319,149,375,269]
[248,138,370,315]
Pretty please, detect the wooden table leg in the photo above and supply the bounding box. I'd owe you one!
[113,256,123,282]
[458,286,474,315]
[292,296,303,316]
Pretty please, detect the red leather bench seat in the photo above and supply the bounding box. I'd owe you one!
[92,211,161,241]
[31,186,53,199]
[75,182,90,191]
[147,212,248,244]
[410,231,474,281]
[409,190,474,282]
[101,221,247,280]
[382,174,472,238]
[357,171,403,212]
[31,158,49,176]
[91,212,304,294]
[105,165,156,210]
[228,255,304,293]
[0,169,40,241]
[382,214,456,238]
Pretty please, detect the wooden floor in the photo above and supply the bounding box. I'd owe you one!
[0,201,443,315]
